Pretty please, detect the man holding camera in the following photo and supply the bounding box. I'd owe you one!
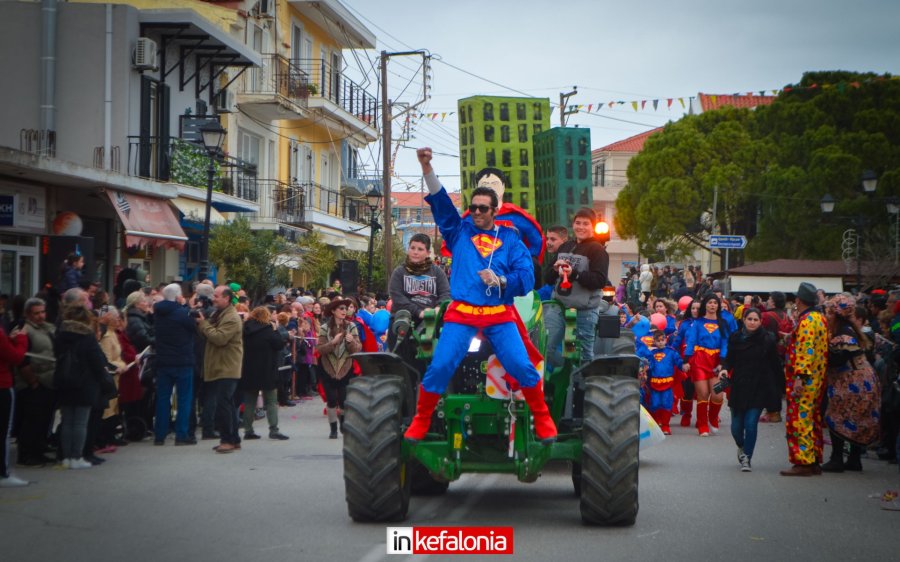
[195,286,244,453]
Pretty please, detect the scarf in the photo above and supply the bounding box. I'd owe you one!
[404,256,433,276]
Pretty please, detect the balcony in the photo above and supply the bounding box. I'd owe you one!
[126,136,259,207]
[236,54,310,122]
[252,179,306,227]
[300,181,369,228]
[292,58,378,143]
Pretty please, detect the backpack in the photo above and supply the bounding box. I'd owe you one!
[53,346,83,390]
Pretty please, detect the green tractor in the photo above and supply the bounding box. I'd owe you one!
[342,292,641,525]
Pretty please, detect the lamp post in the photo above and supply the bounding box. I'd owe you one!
[820,170,884,294]
[198,122,226,281]
[364,186,383,293]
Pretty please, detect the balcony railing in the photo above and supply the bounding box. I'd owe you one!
[253,179,305,225]
[126,136,258,203]
[292,58,377,126]
[238,54,310,109]
[301,181,369,226]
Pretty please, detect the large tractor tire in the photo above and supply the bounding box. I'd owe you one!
[343,376,411,522]
[409,459,450,496]
[580,376,640,526]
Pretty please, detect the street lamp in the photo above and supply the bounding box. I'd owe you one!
[820,170,882,294]
[198,122,226,281]
[364,186,383,293]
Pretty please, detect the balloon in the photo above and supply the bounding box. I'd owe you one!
[650,313,667,331]
[678,295,693,312]
[369,309,391,335]
[52,211,83,236]
[631,316,651,339]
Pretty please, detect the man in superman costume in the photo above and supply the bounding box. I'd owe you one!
[404,148,556,444]
[441,167,546,266]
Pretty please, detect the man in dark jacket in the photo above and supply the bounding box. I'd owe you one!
[544,207,610,368]
[152,284,196,445]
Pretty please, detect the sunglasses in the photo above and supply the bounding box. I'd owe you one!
[468,204,494,214]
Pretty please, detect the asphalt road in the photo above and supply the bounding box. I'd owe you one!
[2,399,897,562]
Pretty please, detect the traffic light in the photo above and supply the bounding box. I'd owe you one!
[594,220,610,243]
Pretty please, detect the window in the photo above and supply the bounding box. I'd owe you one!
[483,102,494,121]
[578,160,587,180]
[595,163,606,187]
[460,108,467,124]
[564,136,573,154]
[461,127,467,145]
[533,103,542,121]
[520,192,529,209]
[533,124,542,135]
[502,149,511,167]
[484,125,495,142]
[470,148,475,166]
[566,188,574,204]
[565,159,573,179]
[519,149,528,166]
[467,106,473,123]
[518,124,528,143]
[517,103,526,120]
[461,149,468,167]
[501,125,510,143]
[499,103,509,121]
[580,188,590,205]
[469,126,474,144]
[486,149,495,167]
[520,170,529,187]
[578,137,588,156]
[462,173,468,189]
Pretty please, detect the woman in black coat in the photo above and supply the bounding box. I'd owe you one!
[720,308,782,472]
[239,307,289,440]
[55,304,109,469]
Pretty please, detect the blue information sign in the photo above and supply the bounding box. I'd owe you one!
[709,235,747,249]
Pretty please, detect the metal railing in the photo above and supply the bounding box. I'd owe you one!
[238,54,310,109]
[126,136,258,203]
[20,129,56,157]
[93,146,121,172]
[301,181,369,225]
[292,58,377,126]
[253,179,305,225]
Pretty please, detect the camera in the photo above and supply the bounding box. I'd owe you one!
[188,308,203,319]
[713,375,731,394]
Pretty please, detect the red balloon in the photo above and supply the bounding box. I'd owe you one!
[650,313,667,331]
[678,295,693,312]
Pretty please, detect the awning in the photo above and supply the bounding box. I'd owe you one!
[171,197,225,226]
[105,190,188,250]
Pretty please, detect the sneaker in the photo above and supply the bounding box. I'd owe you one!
[243,432,261,440]
[175,437,198,446]
[84,455,105,466]
[0,475,30,487]
[69,458,92,470]
[739,453,752,472]
[699,431,710,437]
[269,431,289,440]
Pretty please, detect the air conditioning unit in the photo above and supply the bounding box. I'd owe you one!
[256,0,275,19]
[214,89,237,113]
[133,37,158,71]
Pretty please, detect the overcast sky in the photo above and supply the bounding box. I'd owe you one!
[341,0,900,192]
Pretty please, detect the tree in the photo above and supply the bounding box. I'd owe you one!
[342,231,405,296]
[615,71,900,264]
[208,218,291,303]
[296,231,335,293]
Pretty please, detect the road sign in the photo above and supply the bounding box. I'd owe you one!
[709,235,747,249]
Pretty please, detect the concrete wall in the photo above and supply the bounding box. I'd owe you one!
[0,3,43,151]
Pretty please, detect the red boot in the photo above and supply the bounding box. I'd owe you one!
[679,399,693,427]
[696,400,709,436]
[404,387,442,443]
[520,386,557,444]
[655,409,672,435]
[708,400,723,434]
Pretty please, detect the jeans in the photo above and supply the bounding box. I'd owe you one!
[14,385,55,462]
[731,407,762,458]
[211,379,240,445]
[59,405,91,460]
[200,380,217,436]
[545,303,600,369]
[242,389,278,433]
[1,389,12,477]
[155,366,194,441]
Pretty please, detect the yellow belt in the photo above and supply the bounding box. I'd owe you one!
[694,346,719,355]
[453,303,508,315]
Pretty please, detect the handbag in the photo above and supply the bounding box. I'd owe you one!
[100,366,118,401]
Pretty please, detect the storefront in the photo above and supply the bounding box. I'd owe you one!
[0,183,46,297]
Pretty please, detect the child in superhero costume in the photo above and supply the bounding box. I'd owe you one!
[644,330,684,435]
[404,148,556,444]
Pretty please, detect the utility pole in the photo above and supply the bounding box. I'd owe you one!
[380,49,429,281]
[708,184,718,275]
[381,51,392,285]
[559,87,578,127]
